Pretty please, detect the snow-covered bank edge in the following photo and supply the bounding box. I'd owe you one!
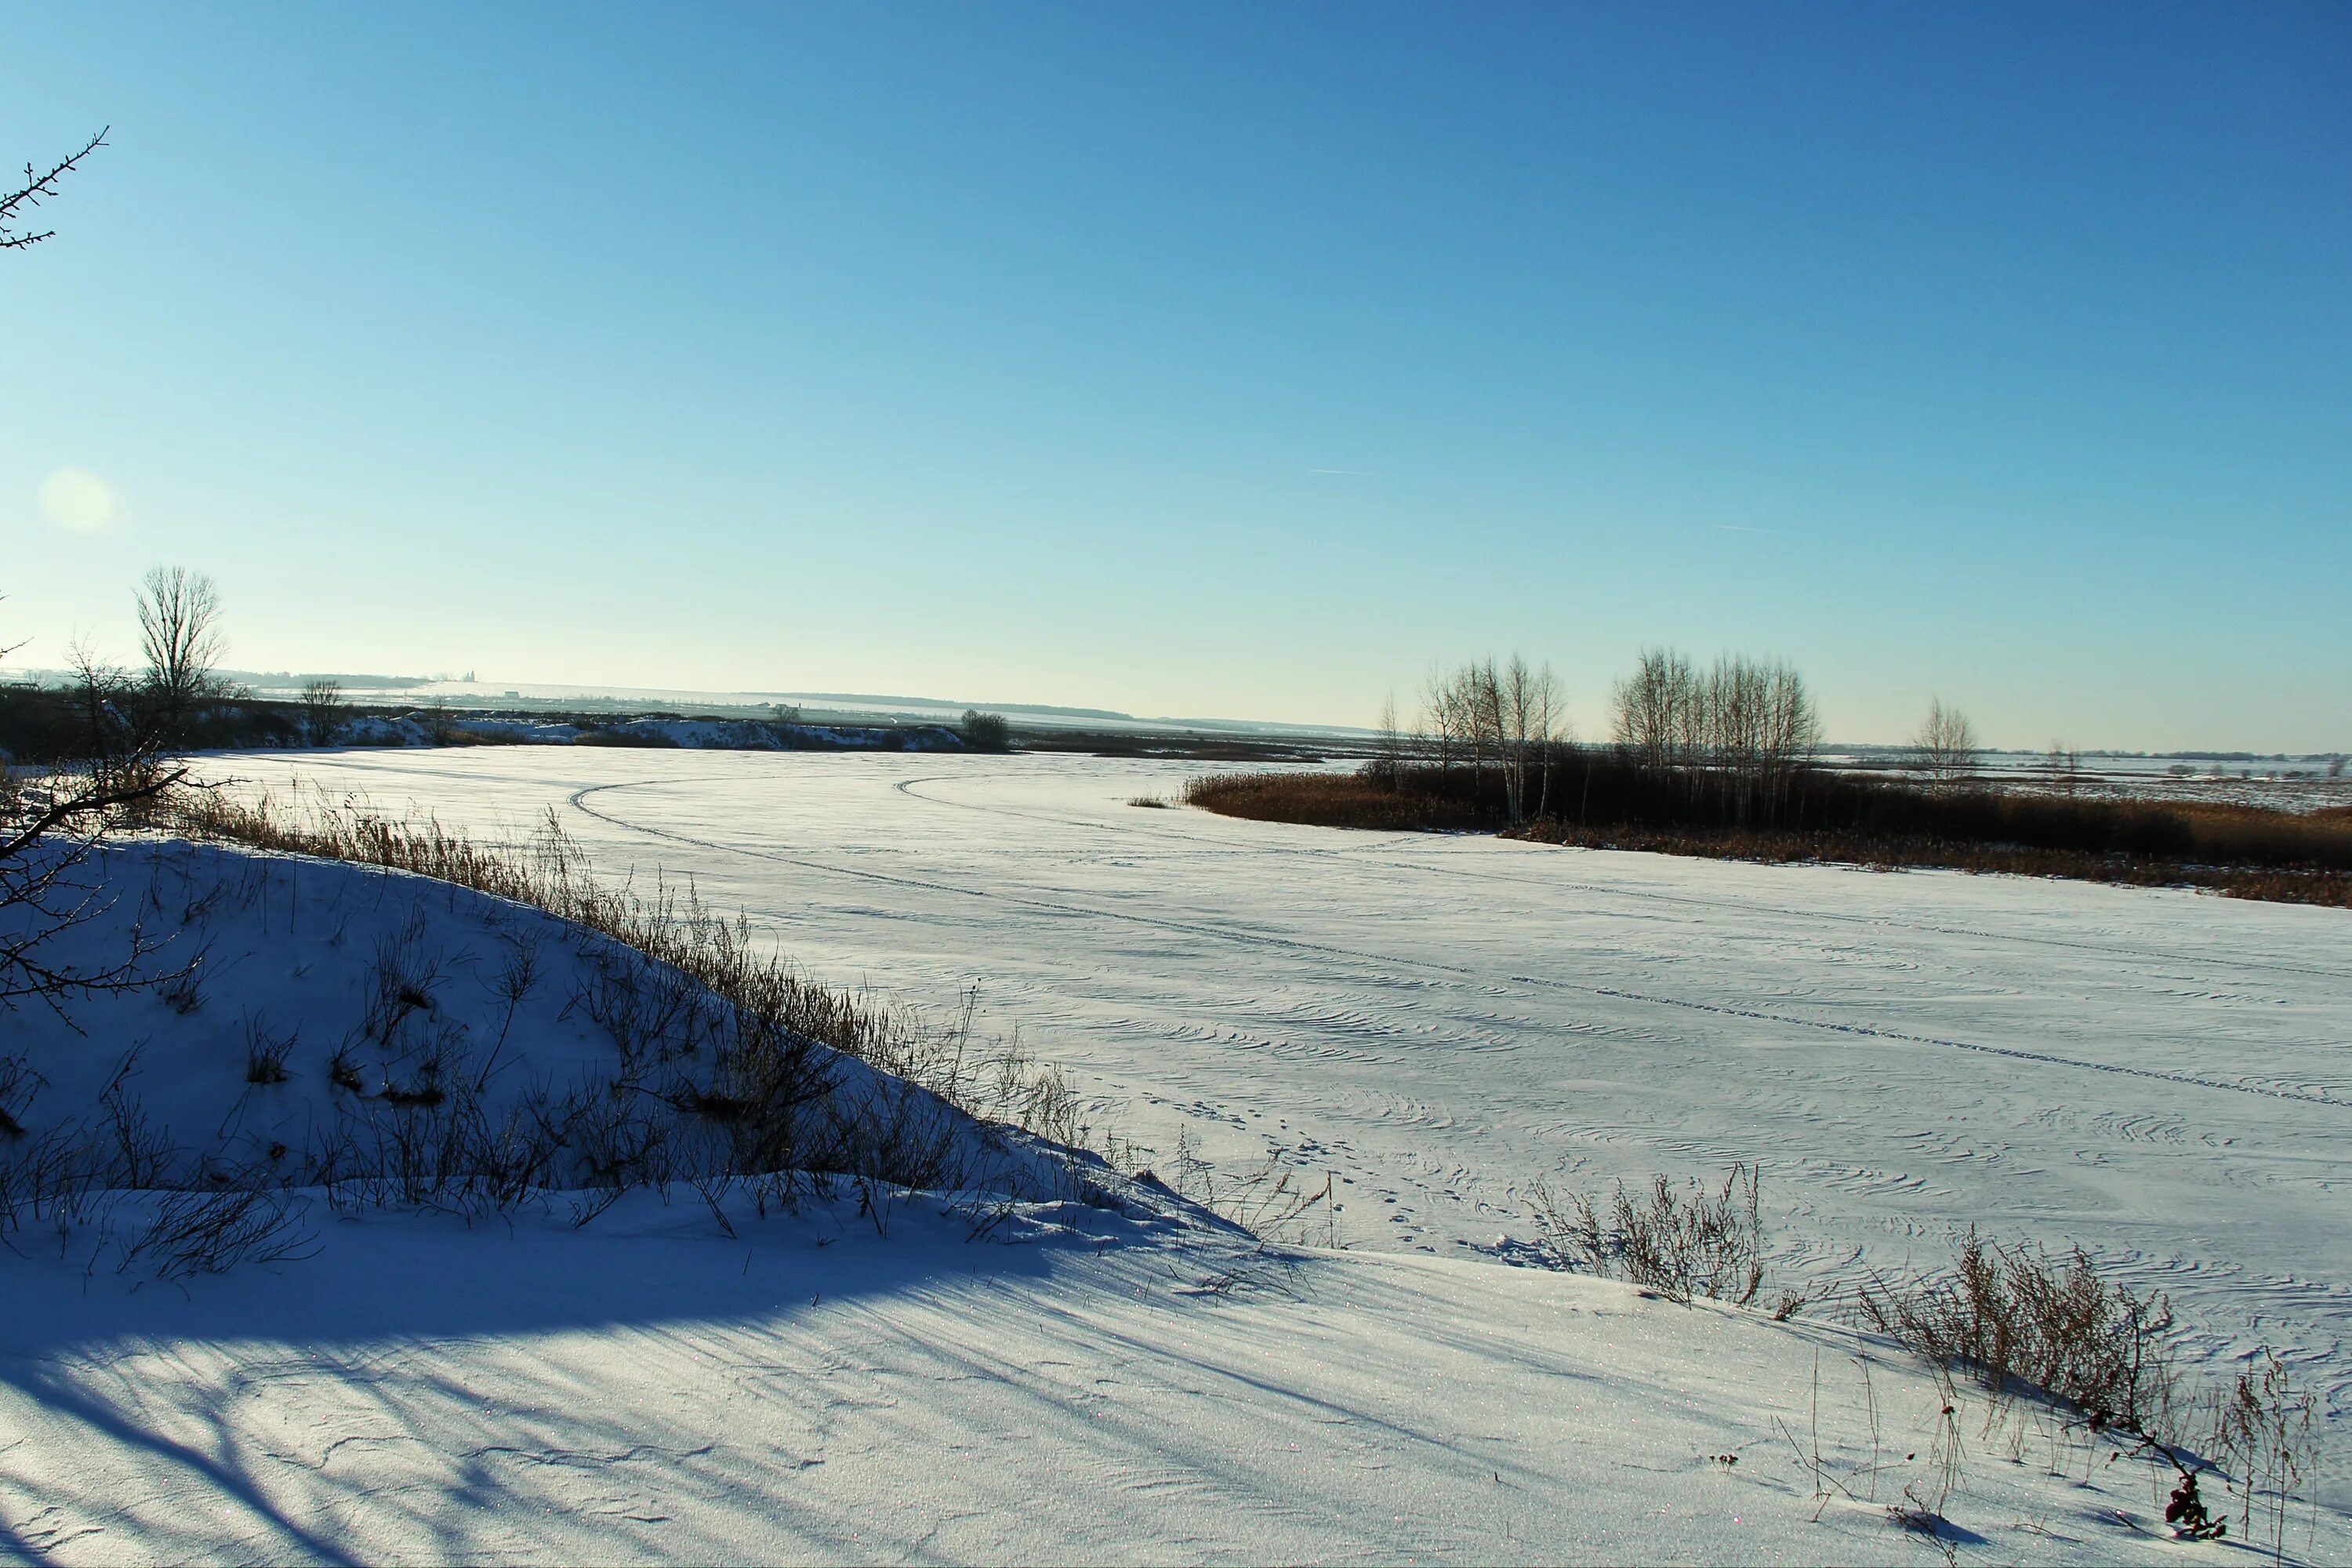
[345,713,975,753]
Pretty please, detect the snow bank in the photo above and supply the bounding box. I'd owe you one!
[4,1182,2285,1563]
[0,837,1051,1209]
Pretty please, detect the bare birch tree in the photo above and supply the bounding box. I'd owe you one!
[1371,691,1404,790]
[1611,648,1691,772]
[1421,663,1465,779]
[1907,698,1980,793]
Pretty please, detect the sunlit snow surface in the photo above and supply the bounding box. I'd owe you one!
[205,752,2352,1448]
[7,744,2350,1563]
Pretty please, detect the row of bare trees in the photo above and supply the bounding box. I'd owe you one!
[1607,648,1824,823]
[1370,649,1831,828]
[1401,656,1567,823]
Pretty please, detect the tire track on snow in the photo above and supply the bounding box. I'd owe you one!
[569,779,2350,1112]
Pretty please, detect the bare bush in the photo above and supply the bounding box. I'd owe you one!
[1527,1165,1764,1305]
[0,1053,32,1138]
[1854,1231,2323,1550]
[960,710,1011,752]
[243,1011,295,1084]
[116,1187,316,1280]
[2205,1349,2315,1558]
[1853,1229,2176,1432]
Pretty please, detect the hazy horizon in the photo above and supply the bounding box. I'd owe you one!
[9,5,2347,751]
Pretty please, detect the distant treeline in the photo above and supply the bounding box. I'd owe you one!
[0,685,1017,764]
[1365,650,1824,830]
[1181,648,2352,908]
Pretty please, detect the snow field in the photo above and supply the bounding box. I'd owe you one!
[2,1185,2259,1563]
[5,743,2346,1561]
[202,750,2352,1492]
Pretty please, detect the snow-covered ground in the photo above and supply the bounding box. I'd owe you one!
[8,746,2349,1561]
[194,753,2352,1468]
[5,1185,2235,1564]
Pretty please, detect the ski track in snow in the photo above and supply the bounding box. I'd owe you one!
[209,748,2352,1482]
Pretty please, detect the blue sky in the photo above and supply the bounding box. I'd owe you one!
[6,3,2346,748]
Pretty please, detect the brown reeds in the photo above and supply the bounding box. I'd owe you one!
[1184,764,2352,908]
[1181,771,1483,831]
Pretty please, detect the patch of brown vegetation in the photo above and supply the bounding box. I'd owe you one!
[1181,771,1482,831]
[1184,767,2352,909]
[1512,820,2352,908]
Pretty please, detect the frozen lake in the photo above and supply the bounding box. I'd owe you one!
[216,746,2352,1463]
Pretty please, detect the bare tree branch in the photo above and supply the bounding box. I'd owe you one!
[1,128,109,251]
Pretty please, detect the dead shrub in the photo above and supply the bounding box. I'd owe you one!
[1527,1164,1764,1305]
[1852,1229,2176,1432]
[2204,1349,2316,1558]
[115,1187,316,1280]
[242,1011,295,1084]
[1855,1232,2324,1550]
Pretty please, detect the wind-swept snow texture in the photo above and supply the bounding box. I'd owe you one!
[8,745,2346,1563]
[214,754,2352,1457]
[5,1191,2254,1564]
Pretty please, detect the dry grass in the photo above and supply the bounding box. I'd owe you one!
[1182,771,1482,831]
[1526,1164,1765,1305]
[1851,1231,2321,1552]
[158,787,1091,1200]
[1515,819,2352,909]
[1855,1229,2176,1431]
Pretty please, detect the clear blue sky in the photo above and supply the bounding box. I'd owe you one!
[6,3,2346,749]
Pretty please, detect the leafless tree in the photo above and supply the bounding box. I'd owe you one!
[1756,659,1822,815]
[137,566,226,727]
[1370,691,1405,790]
[2045,740,2083,798]
[1,137,194,1013]
[1704,654,1767,814]
[1610,648,1697,773]
[1419,656,1566,823]
[1494,655,1564,823]
[1421,662,1467,779]
[1609,648,1818,822]
[299,679,348,746]
[2,129,107,251]
[1907,698,1980,793]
